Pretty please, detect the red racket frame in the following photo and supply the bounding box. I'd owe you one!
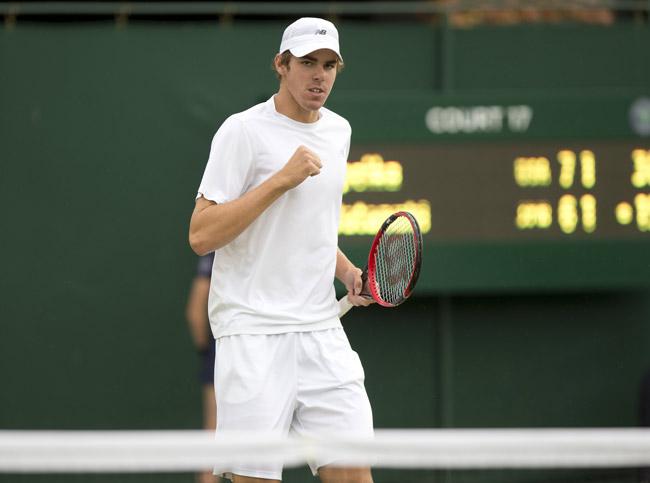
[366,211,423,307]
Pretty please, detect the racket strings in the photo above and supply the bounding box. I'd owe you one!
[373,216,416,304]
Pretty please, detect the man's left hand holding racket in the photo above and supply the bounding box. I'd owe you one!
[336,249,374,311]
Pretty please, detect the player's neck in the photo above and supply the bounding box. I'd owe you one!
[273,89,319,124]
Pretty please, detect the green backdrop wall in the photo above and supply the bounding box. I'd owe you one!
[1,19,650,483]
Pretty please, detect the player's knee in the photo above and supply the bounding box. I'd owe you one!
[318,466,373,483]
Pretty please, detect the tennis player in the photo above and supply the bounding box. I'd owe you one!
[189,17,374,483]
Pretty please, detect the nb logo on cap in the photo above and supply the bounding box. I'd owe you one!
[315,29,327,35]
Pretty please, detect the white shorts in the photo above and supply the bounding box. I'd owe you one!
[213,328,374,481]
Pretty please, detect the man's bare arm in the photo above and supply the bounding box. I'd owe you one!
[189,181,284,255]
[189,145,322,255]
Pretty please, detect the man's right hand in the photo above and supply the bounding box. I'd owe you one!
[276,145,322,189]
[190,147,323,255]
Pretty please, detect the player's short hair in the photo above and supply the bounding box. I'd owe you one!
[271,51,345,80]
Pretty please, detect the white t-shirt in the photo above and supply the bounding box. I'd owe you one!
[197,96,351,338]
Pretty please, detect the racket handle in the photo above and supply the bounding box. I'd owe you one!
[338,295,354,318]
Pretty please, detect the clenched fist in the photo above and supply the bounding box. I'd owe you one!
[275,145,322,190]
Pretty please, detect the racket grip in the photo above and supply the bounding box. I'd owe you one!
[338,295,354,318]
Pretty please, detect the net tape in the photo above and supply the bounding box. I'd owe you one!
[2,429,650,473]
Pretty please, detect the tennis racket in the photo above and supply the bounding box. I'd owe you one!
[338,211,423,317]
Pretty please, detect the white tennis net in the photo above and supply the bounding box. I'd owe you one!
[1,428,650,475]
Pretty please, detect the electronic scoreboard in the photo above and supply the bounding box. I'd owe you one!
[332,95,650,292]
[340,142,650,241]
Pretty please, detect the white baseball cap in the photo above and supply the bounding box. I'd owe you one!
[279,17,343,61]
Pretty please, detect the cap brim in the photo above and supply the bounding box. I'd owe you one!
[289,41,343,62]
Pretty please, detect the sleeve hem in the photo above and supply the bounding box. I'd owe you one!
[196,191,228,204]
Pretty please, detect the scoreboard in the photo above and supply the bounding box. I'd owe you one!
[331,94,650,293]
[336,143,650,293]
[339,142,650,242]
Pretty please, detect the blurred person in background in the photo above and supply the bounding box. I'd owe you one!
[189,16,374,483]
[186,252,218,483]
